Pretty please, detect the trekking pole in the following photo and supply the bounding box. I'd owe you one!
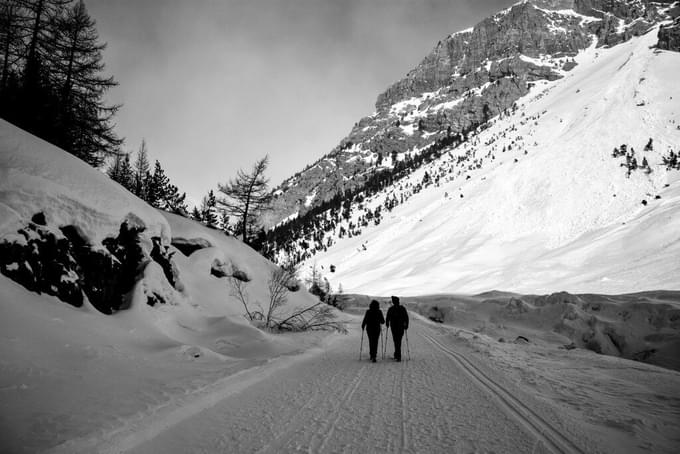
[405,330,411,361]
[382,326,387,359]
[359,329,364,361]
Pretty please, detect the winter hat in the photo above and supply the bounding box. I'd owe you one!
[391,295,400,304]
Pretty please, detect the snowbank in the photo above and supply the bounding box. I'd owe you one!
[0,119,169,244]
[0,119,338,453]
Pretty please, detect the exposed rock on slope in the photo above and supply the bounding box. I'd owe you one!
[283,23,680,295]
[658,17,680,50]
[0,212,178,313]
[265,0,674,227]
[0,118,319,316]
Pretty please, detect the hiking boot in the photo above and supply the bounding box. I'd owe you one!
[371,358,376,363]
[396,357,401,362]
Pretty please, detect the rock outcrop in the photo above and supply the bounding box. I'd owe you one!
[658,17,680,51]
[0,212,181,314]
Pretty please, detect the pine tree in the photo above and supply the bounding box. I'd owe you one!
[191,206,202,222]
[118,153,134,191]
[133,140,150,199]
[642,156,652,174]
[107,151,123,183]
[108,152,134,190]
[200,189,218,228]
[220,211,231,235]
[164,184,187,214]
[147,160,169,208]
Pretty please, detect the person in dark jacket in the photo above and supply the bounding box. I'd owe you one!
[386,295,409,361]
[361,299,385,362]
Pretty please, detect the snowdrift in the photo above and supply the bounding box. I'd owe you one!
[0,118,326,453]
[307,28,680,296]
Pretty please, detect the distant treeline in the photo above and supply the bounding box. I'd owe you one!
[259,130,472,261]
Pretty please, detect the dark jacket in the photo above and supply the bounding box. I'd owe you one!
[362,301,384,335]
[386,303,409,331]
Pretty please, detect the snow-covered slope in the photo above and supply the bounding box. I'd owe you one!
[266,0,677,228]
[0,118,168,243]
[0,118,329,453]
[306,28,680,295]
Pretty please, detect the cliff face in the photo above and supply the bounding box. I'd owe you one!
[657,1,680,51]
[264,0,675,228]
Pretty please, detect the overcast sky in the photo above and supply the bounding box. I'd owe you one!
[87,0,514,207]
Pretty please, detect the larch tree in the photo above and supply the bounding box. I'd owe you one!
[48,0,121,165]
[217,156,272,244]
[0,0,28,92]
[1,0,121,166]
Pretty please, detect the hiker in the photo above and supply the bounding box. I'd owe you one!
[361,299,385,362]
[386,295,409,361]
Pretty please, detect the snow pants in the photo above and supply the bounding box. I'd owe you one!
[367,330,380,360]
[391,328,404,360]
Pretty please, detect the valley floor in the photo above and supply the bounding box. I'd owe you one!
[47,316,680,454]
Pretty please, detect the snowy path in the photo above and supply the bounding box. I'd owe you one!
[109,319,586,454]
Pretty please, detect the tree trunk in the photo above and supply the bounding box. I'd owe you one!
[1,4,15,90]
[25,0,45,86]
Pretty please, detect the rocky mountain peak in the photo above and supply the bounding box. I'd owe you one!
[263,0,677,230]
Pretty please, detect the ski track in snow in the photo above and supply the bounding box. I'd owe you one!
[422,333,583,454]
[75,319,591,454]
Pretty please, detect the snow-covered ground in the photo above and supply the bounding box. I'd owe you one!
[1,17,679,454]
[0,118,332,453]
[6,114,679,454]
[42,310,680,454]
[306,28,680,296]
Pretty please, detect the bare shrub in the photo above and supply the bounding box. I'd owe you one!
[229,274,257,321]
[230,262,346,333]
[276,302,347,333]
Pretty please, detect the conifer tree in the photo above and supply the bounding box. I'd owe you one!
[119,153,134,191]
[0,0,28,92]
[133,140,150,199]
[147,160,169,208]
[107,151,124,184]
[217,156,272,243]
[200,189,218,228]
[108,152,134,191]
[49,0,121,165]
[220,211,231,235]
[191,206,202,222]
[23,0,71,91]
[0,0,120,167]
[164,183,187,214]
[641,156,653,174]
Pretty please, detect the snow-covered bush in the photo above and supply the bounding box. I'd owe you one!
[229,265,345,333]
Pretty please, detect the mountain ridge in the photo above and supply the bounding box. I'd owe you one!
[263,0,678,230]
[295,26,680,295]
[257,0,680,295]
